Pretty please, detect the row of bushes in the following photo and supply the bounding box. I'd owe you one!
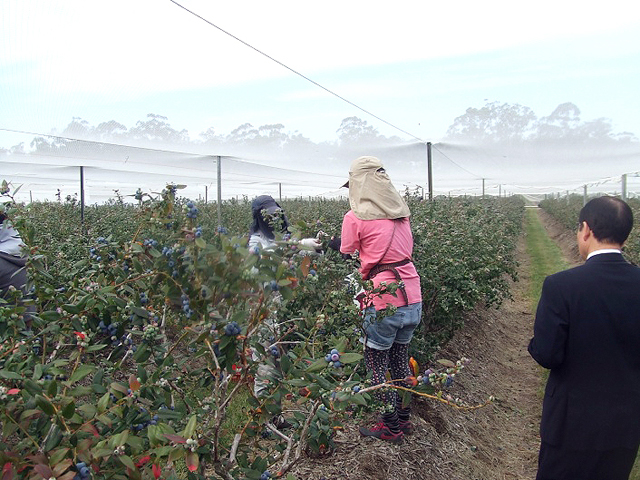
[539,195,640,265]
[0,185,524,480]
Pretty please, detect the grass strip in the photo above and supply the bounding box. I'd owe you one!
[524,208,570,310]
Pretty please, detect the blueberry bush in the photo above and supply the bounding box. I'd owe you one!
[0,181,523,480]
[540,194,640,265]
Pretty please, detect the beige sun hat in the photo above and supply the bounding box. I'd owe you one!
[344,156,410,220]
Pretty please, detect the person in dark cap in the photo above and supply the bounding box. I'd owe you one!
[248,195,320,251]
[247,195,321,402]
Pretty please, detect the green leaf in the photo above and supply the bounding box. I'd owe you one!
[182,415,197,439]
[338,353,363,364]
[0,370,23,380]
[78,403,97,418]
[44,425,63,452]
[97,392,110,414]
[20,409,42,420]
[35,395,55,416]
[350,393,368,406]
[49,447,70,466]
[131,306,149,318]
[133,343,151,362]
[118,455,136,471]
[62,304,81,314]
[305,358,328,373]
[61,401,75,419]
[47,379,58,397]
[195,237,206,249]
[39,311,62,321]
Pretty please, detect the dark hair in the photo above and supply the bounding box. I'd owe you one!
[578,196,633,245]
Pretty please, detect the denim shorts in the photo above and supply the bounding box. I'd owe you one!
[360,302,422,350]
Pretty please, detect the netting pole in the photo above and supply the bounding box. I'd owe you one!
[426,142,433,200]
[583,185,587,205]
[80,166,85,229]
[205,185,208,204]
[279,183,282,203]
[217,156,222,228]
[622,174,627,201]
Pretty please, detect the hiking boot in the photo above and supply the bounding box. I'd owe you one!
[359,421,403,444]
[398,419,414,435]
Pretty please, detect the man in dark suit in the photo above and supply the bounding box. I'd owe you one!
[529,196,640,480]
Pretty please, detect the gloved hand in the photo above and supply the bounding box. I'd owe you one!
[328,236,341,252]
[299,238,322,250]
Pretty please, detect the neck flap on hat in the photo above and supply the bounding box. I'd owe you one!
[347,156,410,220]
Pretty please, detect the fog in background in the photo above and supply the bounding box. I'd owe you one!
[1,100,638,204]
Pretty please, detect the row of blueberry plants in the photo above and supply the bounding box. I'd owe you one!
[539,195,640,265]
[0,182,523,480]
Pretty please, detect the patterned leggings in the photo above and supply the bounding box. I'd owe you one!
[364,342,411,409]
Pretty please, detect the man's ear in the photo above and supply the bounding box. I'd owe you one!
[579,221,592,241]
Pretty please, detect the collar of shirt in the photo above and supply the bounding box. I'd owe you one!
[587,248,622,260]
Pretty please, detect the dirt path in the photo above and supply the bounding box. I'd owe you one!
[290,208,578,480]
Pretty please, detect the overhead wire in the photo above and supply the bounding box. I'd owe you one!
[167,0,427,145]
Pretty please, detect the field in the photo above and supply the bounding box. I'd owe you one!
[1,185,526,480]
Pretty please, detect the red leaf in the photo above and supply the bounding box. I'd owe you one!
[135,456,151,468]
[152,464,161,480]
[128,375,141,392]
[2,463,14,480]
[185,452,199,472]
[74,331,86,340]
[162,434,186,444]
[6,389,20,395]
[80,423,99,438]
[34,464,54,480]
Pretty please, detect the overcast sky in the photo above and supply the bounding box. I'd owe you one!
[2,0,640,144]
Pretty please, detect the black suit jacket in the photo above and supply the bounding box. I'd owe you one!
[528,252,640,450]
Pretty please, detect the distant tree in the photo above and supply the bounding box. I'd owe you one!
[129,114,189,144]
[199,127,223,146]
[62,117,92,138]
[535,102,582,140]
[336,116,381,145]
[94,120,129,142]
[256,123,288,149]
[225,123,259,145]
[445,101,537,143]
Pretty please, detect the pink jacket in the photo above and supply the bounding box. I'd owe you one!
[340,210,421,310]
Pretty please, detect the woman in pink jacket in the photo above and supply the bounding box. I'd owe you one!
[339,156,422,445]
